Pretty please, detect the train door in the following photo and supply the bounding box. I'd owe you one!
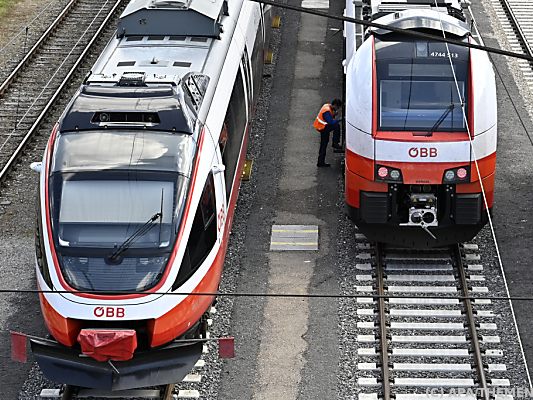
[212,125,228,242]
[221,66,247,202]
[242,49,253,114]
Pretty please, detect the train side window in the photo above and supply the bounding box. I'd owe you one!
[219,122,229,155]
[243,48,253,105]
[172,173,217,290]
[222,67,247,200]
[251,24,264,102]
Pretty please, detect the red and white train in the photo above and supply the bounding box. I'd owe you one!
[30,0,271,390]
[344,0,497,247]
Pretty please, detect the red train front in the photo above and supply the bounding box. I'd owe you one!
[344,3,497,247]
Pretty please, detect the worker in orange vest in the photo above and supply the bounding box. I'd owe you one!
[313,98,342,167]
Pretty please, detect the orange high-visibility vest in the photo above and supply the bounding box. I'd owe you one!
[313,103,334,131]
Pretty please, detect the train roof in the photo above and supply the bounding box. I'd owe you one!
[118,0,227,38]
[370,9,470,37]
[87,34,213,86]
[65,0,238,132]
[59,84,197,133]
[86,0,235,87]
[52,129,195,175]
[368,0,468,27]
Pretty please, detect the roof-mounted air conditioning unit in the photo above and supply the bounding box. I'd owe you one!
[117,0,227,39]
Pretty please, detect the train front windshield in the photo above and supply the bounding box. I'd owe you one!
[375,38,469,132]
[49,130,195,292]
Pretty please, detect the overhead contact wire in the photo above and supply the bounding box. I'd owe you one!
[7,288,533,302]
[250,0,533,62]
[467,7,533,388]
[434,2,533,390]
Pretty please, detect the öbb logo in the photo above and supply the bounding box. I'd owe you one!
[408,147,438,158]
[93,306,125,318]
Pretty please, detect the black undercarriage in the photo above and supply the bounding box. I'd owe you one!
[349,183,489,248]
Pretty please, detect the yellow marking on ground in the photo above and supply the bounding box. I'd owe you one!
[272,229,318,233]
[270,242,317,246]
[242,159,253,181]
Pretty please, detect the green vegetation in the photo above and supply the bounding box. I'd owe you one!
[0,0,16,18]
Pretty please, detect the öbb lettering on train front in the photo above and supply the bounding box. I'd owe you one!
[93,307,125,318]
[408,147,438,158]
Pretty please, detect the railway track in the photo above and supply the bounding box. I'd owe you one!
[355,238,511,399]
[0,0,128,184]
[492,0,533,85]
[0,0,72,84]
[57,384,176,400]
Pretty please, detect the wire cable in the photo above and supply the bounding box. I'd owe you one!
[250,0,533,63]
[434,1,533,388]
[4,287,533,302]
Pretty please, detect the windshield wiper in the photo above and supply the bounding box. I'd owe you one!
[420,103,455,137]
[108,212,162,262]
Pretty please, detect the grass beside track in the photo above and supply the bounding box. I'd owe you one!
[0,0,17,18]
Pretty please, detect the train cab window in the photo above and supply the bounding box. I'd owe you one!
[48,130,195,293]
[375,39,469,132]
[222,68,247,199]
[173,173,217,289]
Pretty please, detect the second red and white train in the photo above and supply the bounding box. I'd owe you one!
[344,0,497,247]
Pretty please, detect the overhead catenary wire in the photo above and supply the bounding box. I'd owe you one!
[250,0,533,63]
[435,1,533,389]
[5,287,533,302]
[434,9,490,399]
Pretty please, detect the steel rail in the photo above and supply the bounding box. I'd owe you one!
[0,0,78,96]
[60,385,75,400]
[498,0,533,62]
[58,384,176,399]
[0,0,126,184]
[161,384,176,400]
[452,244,489,400]
[374,243,391,400]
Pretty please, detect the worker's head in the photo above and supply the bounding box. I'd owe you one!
[331,98,343,110]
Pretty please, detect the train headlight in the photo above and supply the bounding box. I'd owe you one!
[390,170,400,180]
[443,166,470,183]
[444,170,455,181]
[376,165,403,183]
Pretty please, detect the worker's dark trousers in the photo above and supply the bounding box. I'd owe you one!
[317,124,341,165]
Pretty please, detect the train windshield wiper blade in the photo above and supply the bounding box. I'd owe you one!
[109,212,162,261]
[426,103,455,136]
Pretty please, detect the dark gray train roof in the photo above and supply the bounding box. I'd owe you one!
[59,84,196,134]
